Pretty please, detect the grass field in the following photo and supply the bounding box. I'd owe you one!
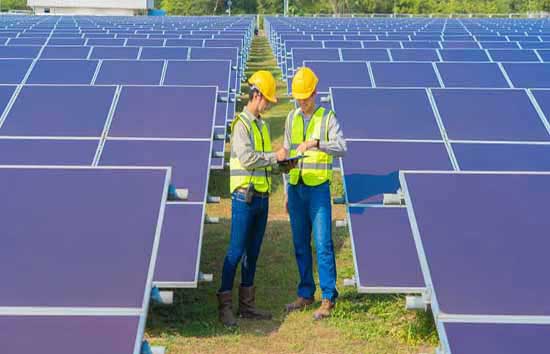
[145,33,438,354]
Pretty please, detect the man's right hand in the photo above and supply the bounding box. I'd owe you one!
[275,148,288,162]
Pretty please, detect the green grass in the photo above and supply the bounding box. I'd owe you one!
[145,33,438,354]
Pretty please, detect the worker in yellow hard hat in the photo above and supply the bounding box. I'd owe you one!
[217,70,287,327]
[283,66,347,320]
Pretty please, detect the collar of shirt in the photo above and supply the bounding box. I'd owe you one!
[243,107,262,123]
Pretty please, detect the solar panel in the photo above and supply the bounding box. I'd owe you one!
[348,206,424,292]
[163,60,231,92]
[86,38,125,46]
[40,46,90,59]
[153,203,204,287]
[537,49,550,62]
[165,39,204,47]
[439,49,490,62]
[331,88,442,139]
[140,47,189,60]
[0,59,32,84]
[442,322,550,354]
[126,38,165,47]
[401,172,550,317]
[47,38,86,46]
[189,47,239,67]
[436,63,509,88]
[480,41,520,49]
[27,59,98,85]
[342,141,453,204]
[304,61,371,92]
[324,40,361,48]
[453,142,550,171]
[95,60,164,85]
[362,41,401,48]
[371,62,440,88]
[488,49,540,62]
[108,86,216,139]
[0,166,169,354]
[90,46,140,59]
[1,86,115,137]
[532,90,550,119]
[0,139,98,165]
[390,49,440,62]
[99,140,211,201]
[519,42,550,49]
[441,41,480,49]
[0,45,40,59]
[8,37,47,46]
[433,89,549,141]
[340,48,389,61]
[503,63,550,88]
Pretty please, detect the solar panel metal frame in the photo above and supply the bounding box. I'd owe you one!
[0,165,171,354]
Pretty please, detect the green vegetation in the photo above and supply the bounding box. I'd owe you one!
[0,0,27,11]
[159,0,550,15]
[145,33,438,354]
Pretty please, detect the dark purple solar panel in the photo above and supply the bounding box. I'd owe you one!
[343,141,453,204]
[95,60,163,85]
[304,61,371,92]
[404,172,550,316]
[154,203,204,286]
[140,47,189,60]
[27,60,98,85]
[293,49,340,69]
[444,322,550,354]
[189,47,238,66]
[331,88,441,139]
[0,316,139,354]
[390,49,440,62]
[99,140,211,200]
[0,139,98,165]
[371,62,440,88]
[433,89,549,141]
[40,46,90,59]
[1,86,115,137]
[164,60,230,91]
[436,63,509,88]
[349,206,424,290]
[341,48,389,61]
[0,167,167,308]
[0,59,31,84]
[109,86,216,139]
[453,143,550,171]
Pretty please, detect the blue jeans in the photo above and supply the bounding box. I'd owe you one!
[219,191,269,292]
[288,181,338,302]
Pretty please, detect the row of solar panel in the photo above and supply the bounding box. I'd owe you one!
[276,34,550,42]
[0,37,245,46]
[296,61,550,89]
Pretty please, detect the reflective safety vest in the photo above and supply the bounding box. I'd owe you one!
[288,107,333,186]
[229,113,272,193]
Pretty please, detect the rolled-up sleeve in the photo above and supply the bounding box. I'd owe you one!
[319,113,347,158]
[231,120,277,169]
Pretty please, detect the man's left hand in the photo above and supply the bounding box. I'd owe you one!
[296,140,317,154]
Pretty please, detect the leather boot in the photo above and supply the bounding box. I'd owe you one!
[313,299,335,320]
[285,296,314,313]
[238,286,272,320]
[217,291,237,327]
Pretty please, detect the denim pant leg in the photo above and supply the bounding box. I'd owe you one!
[241,196,269,287]
[219,192,255,293]
[310,182,338,302]
[288,184,315,299]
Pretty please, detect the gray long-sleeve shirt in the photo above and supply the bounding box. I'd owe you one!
[231,108,277,169]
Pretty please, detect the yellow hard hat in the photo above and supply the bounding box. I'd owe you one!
[248,70,277,103]
[292,67,319,100]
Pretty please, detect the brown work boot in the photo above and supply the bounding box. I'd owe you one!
[313,299,335,320]
[238,286,272,320]
[217,291,237,327]
[285,296,314,313]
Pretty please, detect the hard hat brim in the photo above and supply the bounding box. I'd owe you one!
[292,90,315,100]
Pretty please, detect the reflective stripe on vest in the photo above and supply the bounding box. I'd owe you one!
[288,107,333,186]
[229,113,272,193]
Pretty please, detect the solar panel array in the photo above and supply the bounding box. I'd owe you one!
[0,15,255,353]
[266,16,550,354]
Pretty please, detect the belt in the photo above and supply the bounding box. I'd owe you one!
[236,188,270,198]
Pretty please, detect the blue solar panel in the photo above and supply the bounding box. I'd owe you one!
[0,59,32,84]
[90,46,139,59]
[0,45,40,58]
[532,90,550,119]
[1,86,115,137]
[304,61,371,92]
[0,85,16,114]
[126,38,164,47]
[164,60,231,92]
[441,41,480,49]
[331,88,442,140]
[436,63,509,88]
[363,41,401,48]
[27,60,98,85]
[503,63,550,88]
[390,49,439,62]
[433,89,549,141]
[439,49,490,62]
[189,47,239,66]
[371,62,440,88]
[165,39,204,47]
[402,41,441,49]
[538,49,550,62]
[488,49,540,62]
[292,48,339,69]
[86,38,125,46]
[519,42,550,49]
[324,40,361,48]
[40,46,90,59]
[8,37,47,46]
[95,60,163,85]
[341,48,389,61]
[108,86,216,139]
[140,47,189,60]
[480,41,520,49]
[0,139,98,165]
[47,38,86,46]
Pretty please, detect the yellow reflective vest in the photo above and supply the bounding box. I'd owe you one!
[229,113,272,193]
[288,107,333,186]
